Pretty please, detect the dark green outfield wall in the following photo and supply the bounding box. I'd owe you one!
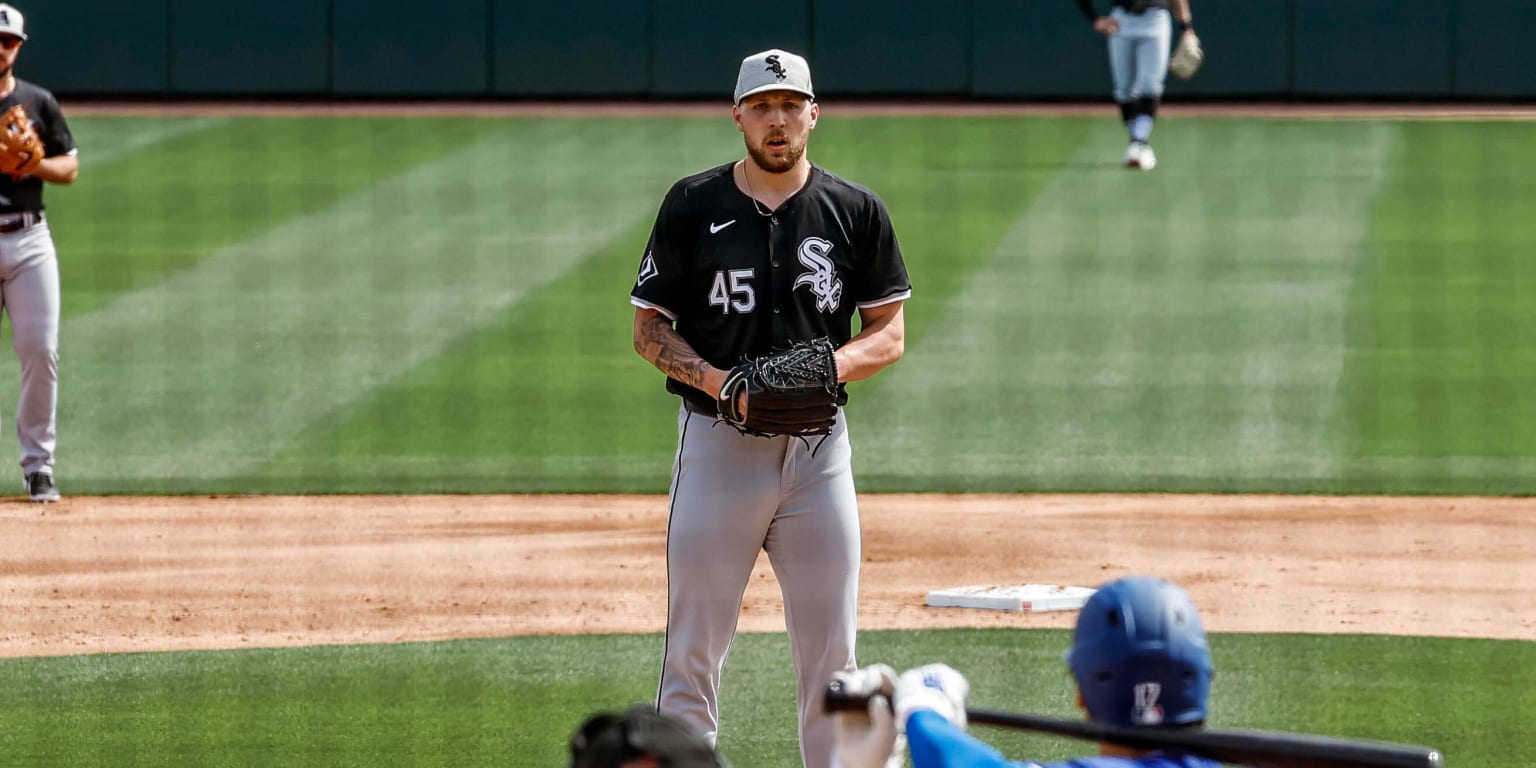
[15,0,1534,99]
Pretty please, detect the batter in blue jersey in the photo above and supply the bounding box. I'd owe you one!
[833,577,1221,768]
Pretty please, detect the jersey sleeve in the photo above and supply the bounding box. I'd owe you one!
[36,92,76,158]
[848,192,911,309]
[907,710,1034,768]
[910,712,1181,768]
[630,181,695,320]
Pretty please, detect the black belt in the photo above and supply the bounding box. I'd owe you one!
[683,398,718,418]
[0,211,42,234]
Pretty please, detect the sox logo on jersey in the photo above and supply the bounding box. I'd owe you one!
[793,237,842,312]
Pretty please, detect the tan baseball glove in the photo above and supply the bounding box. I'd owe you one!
[0,104,44,179]
[1169,31,1204,80]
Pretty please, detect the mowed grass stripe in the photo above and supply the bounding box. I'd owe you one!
[809,116,1096,341]
[51,117,510,317]
[66,116,228,168]
[0,630,1524,768]
[251,217,685,492]
[858,119,1397,492]
[1343,121,1536,493]
[252,117,1089,492]
[59,119,739,491]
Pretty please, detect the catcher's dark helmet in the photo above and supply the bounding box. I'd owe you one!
[1066,576,1213,728]
[569,705,728,768]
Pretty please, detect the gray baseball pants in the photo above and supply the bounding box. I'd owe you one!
[0,219,59,478]
[657,404,860,768]
[1109,6,1172,102]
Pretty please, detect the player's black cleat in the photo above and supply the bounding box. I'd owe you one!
[25,471,59,503]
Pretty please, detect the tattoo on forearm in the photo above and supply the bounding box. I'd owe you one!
[639,318,710,391]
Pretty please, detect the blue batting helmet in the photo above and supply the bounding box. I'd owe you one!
[1066,576,1213,728]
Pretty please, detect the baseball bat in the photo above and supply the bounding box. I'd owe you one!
[823,680,1442,768]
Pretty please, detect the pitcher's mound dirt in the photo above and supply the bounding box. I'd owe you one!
[2,493,1531,658]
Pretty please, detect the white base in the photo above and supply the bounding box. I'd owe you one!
[926,583,1096,613]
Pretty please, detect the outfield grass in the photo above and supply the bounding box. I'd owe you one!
[1347,121,1536,490]
[0,629,1527,767]
[25,114,1534,493]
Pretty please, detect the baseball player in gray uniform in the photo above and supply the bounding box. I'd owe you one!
[1076,0,1196,170]
[0,3,77,502]
[630,49,911,768]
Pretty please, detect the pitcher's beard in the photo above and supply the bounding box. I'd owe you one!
[745,138,804,174]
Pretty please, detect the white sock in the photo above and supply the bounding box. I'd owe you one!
[1130,115,1154,143]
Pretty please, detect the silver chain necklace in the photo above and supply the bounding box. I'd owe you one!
[739,161,775,217]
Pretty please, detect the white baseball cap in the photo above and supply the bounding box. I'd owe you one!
[0,4,26,40]
[733,49,814,103]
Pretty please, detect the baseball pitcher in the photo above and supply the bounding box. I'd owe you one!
[630,49,911,768]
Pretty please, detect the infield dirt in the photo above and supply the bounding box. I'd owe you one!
[3,493,1531,659]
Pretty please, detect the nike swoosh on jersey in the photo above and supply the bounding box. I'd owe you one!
[709,220,737,234]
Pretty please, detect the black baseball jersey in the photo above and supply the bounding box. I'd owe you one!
[631,162,912,408]
[1075,0,1168,22]
[0,79,76,214]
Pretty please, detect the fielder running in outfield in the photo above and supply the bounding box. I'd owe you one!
[834,576,1219,768]
[0,3,78,502]
[630,48,911,768]
[1075,0,1198,170]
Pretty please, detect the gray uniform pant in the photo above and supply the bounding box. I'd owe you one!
[0,219,60,477]
[1108,6,1172,102]
[658,404,860,768]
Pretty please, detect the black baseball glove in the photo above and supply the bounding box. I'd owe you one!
[717,337,840,437]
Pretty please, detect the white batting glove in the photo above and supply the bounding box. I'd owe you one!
[832,665,905,768]
[894,664,970,731]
